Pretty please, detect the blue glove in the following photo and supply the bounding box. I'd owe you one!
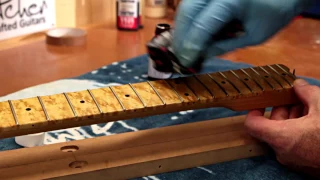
[172,0,316,68]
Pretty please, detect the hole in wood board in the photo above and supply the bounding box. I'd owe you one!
[282,73,286,76]
[244,78,249,81]
[159,165,162,168]
[184,93,189,96]
[26,108,31,111]
[61,145,79,152]
[221,81,226,84]
[125,94,130,97]
[249,149,252,152]
[80,100,85,103]
[264,75,269,78]
[69,161,88,168]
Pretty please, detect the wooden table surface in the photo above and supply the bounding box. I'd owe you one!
[0,17,319,97]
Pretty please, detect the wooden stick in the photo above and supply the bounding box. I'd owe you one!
[0,113,271,180]
[0,64,299,139]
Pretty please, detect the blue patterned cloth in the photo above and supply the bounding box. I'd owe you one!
[0,54,319,180]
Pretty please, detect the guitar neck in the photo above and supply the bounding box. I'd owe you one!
[0,64,299,138]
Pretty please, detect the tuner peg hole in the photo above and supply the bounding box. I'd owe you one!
[125,94,130,97]
[80,100,85,103]
[26,108,31,111]
[221,81,226,84]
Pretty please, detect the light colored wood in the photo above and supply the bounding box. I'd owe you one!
[0,64,299,138]
[0,114,270,180]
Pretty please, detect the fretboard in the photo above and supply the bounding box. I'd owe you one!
[0,64,299,138]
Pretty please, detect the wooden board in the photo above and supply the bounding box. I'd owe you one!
[0,113,270,180]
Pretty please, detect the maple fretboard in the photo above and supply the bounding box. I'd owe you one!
[0,64,299,138]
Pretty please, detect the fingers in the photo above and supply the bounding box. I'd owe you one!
[270,106,289,120]
[293,79,320,113]
[173,0,208,48]
[173,0,236,67]
[289,104,304,119]
[245,109,286,146]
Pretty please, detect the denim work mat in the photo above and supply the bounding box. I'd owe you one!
[0,54,319,180]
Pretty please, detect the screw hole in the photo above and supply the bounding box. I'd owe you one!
[264,75,269,78]
[61,145,79,152]
[80,100,85,103]
[26,108,31,111]
[184,93,189,96]
[221,81,226,84]
[125,94,130,97]
[244,78,249,81]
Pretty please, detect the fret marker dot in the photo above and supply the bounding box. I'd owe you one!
[184,93,189,96]
[26,108,31,111]
[125,94,130,97]
[282,73,286,76]
[80,100,85,103]
[244,78,249,81]
[221,81,226,84]
[264,76,269,78]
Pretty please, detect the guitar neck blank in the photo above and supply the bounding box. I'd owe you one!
[0,64,299,138]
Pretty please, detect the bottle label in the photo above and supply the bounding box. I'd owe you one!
[147,0,166,6]
[117,0,140,29]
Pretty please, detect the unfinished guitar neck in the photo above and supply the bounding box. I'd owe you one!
[0,64,299,138]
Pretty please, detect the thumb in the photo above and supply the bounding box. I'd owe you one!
[244,109,287,148]
[293,79,320,112]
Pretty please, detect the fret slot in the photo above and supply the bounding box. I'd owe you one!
[147,81,166,105]
[275,64,296,80]
[87,89,103,113]
[0,101,19,132]
[63,93,78,117]
[109,86,126,111]
[65,90,102,118]
[165,78,199,103]
[266,65,293,87]
[89,87,125,114]
[147,80,185,105]
[192,75,215,99]
[194,74,227,99]
[129,83,146,108]
[37,96,50,121]
[249,67,277,90]
[240,69,265,91]
[40,94,77,123]
[10,97,48,129]
[130,82,166,108]
[110,85,146,111]
[220,70,254,95]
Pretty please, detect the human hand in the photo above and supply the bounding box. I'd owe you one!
[172,0,315,68]
[245,79,320,177]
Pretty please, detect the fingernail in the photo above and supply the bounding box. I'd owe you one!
[294,79,308,86]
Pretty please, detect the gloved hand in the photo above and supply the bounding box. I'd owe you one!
[172,0,316,68]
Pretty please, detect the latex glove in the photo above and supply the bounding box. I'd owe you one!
[245,79,320,178]
[172,0,316,68]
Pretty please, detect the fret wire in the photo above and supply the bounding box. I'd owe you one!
[230,70,253,93]
[259,66,284,88]
[63,93,78,117]
[147,81,166,105]
[275,64,297,80]
[164,80,184,103]
[87,89,103,113]
[192,75,215,98]
[240,69,264,91]
[218,72,241,95]
[207,73,229,96]
[129,83,146,108]
[37,96,50,121]
[267,65,293,87]
[250,67,275,90]
[8,100,19,125]
[179,78,200,101]
[109,86,126,111]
